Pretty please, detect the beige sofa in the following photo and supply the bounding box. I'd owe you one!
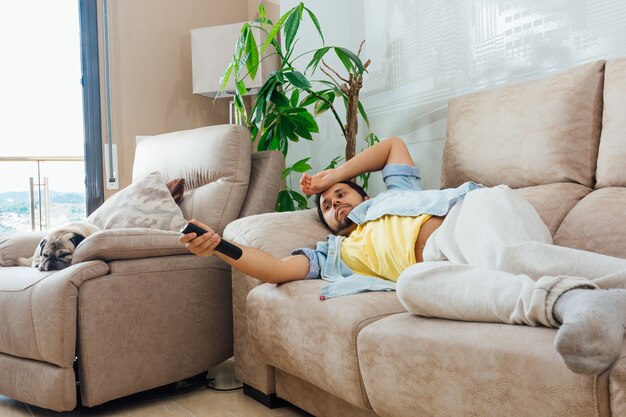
[0,125,283,411]
[224,58,626,417]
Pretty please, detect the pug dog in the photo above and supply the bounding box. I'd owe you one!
[18,222,101,271]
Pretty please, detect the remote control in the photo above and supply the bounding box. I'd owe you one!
[180,223,243,260]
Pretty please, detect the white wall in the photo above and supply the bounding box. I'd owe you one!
[282,0,626,195]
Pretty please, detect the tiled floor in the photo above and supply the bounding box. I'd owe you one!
[0,360,312,417]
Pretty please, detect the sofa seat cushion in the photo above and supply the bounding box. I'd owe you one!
[0,261,109,367]
[554,187,626,260]
[246,280,406,410]
[358,313,606,417]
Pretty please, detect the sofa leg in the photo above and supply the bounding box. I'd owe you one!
[243,383,288,409]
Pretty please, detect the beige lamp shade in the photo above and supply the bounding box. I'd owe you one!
[191,22,279,98]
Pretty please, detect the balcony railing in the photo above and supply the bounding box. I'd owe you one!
[0,157,86,232]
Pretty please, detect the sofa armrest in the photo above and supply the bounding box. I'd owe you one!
[224,209,329,395]
[0,232,47,266]
[72,228,189,264]
[224,209,329,258]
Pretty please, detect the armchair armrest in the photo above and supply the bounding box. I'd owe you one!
[72,228,189,264]
[224,209,329,259]
[0,231,47,266]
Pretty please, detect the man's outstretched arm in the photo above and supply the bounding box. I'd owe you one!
[300,136,414,195]
[179,220,310,284]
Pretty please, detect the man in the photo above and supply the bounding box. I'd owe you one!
[180,137,626,375]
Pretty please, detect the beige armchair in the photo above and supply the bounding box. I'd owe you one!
[0,124,283,411]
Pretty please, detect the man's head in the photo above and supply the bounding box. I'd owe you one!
[315,181,369,235]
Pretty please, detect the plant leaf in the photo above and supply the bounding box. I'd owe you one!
[304,7,324,44]
[333,47,364,74]
[289,190,309,210]
[359,172,371,191]
[257,125,274,151]
[283,8,301,52]
[276,190,296,212]
[314,98,331,115]
[270,90,290,107]
[236,79,248,96]
[305,46,330,74]
[333,47,354,73]
[218,62,234,93]
[245,28,259,80]
[357,100,369,128]
[292,157,312,172]
[261,7,292,54]
[284,71,311,89]
[281,167,292,180]
[290,89,300,107]
[285,108,319,132]
[292,123,313,140]
[325,155,345,169]
[299,91,327,107]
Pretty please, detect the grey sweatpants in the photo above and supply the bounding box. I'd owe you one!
[397,186,626,327]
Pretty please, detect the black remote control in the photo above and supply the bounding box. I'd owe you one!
[180,223,243,260]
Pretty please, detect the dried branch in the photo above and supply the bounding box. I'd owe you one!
[322,59,349,83]
[357,40,365,57]
[363,58,371,72]
[319,66,349,94]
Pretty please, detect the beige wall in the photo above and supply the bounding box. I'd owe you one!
[98,0,252,198]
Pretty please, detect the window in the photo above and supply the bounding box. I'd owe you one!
[0,0,103,232]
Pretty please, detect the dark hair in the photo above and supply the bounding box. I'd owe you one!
[315,180,368,229]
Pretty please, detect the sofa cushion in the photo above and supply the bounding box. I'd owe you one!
[554,188,626,259]
[0,232,46,267]
[133,124,252,235]
[441,60,605,189]
[514,183,591,236]
[0,261,109,367]
[596,57,626,188]
[246,280,405,410]
[72,228,188,264]
[358,313,605,417]
[86,171,187,231]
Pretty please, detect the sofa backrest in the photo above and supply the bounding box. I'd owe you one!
[441,58,626,259]
[238,150,285,219]
[553,57,626,259]
[441,60,605,189]
[133,124,251,235]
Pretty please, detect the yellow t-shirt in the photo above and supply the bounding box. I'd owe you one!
[340,214,431,282]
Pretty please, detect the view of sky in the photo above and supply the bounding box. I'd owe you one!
[0,1,85,193]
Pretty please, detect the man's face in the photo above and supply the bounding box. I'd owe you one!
[319,183,368,235]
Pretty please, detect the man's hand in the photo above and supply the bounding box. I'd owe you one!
[300,169,338,195]
[179,219,221,257]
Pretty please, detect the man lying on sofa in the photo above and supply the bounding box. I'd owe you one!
[180,137,626,376]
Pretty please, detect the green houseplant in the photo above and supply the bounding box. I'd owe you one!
[220,2,378,211]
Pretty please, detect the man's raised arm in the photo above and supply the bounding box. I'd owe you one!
[300,136,414,195]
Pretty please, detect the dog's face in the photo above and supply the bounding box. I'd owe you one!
[32,232,86,271]
[31,222,100,271]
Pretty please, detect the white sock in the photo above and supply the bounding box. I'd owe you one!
[553,288,626,374]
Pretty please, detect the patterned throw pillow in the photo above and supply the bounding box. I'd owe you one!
[86,171,187,231]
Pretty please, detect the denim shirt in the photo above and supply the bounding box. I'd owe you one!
[292,164,483,299]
